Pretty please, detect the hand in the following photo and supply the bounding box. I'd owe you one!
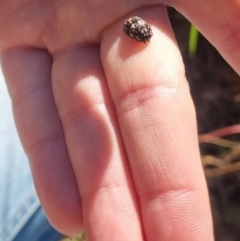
[2,0,237,240]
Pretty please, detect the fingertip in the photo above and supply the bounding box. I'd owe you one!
[46,207,83,236]
[101,5,186,102]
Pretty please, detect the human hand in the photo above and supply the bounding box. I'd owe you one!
[1,0,237,240]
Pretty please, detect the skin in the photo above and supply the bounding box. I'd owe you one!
[1,0,240,240]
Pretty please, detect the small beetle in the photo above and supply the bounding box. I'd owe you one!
[123,16,153,43]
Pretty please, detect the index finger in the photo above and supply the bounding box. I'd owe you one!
[101,5,213,240]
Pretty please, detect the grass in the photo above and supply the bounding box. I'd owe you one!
[188,24,199,58]
[61,232,86,241]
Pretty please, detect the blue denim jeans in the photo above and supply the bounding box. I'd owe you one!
[0,70,62,241]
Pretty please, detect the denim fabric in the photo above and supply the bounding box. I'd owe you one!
[0,69,62,241]
[13,207,62,241]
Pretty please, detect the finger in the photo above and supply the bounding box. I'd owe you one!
[170,0,240,74]
[101,5,213,241]
[1,48,82,235]
[52,46,144,241]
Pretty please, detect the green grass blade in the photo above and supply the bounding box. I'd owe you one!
[188,24,199,58]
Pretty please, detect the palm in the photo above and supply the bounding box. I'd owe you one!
[0,0,159,50]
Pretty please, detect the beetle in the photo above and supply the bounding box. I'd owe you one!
[123,16,153,43]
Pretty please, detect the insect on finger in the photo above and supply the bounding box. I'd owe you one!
[123,16,153,43]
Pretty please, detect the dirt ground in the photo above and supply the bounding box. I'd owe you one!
[168,7,240,241]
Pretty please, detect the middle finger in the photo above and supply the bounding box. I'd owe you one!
[52,46,144,240]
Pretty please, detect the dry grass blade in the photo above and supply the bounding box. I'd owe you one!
[61,232,85,241]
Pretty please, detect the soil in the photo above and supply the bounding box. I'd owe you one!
[168,7,240,241]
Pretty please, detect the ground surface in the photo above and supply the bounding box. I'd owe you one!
[169,7,240,241]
